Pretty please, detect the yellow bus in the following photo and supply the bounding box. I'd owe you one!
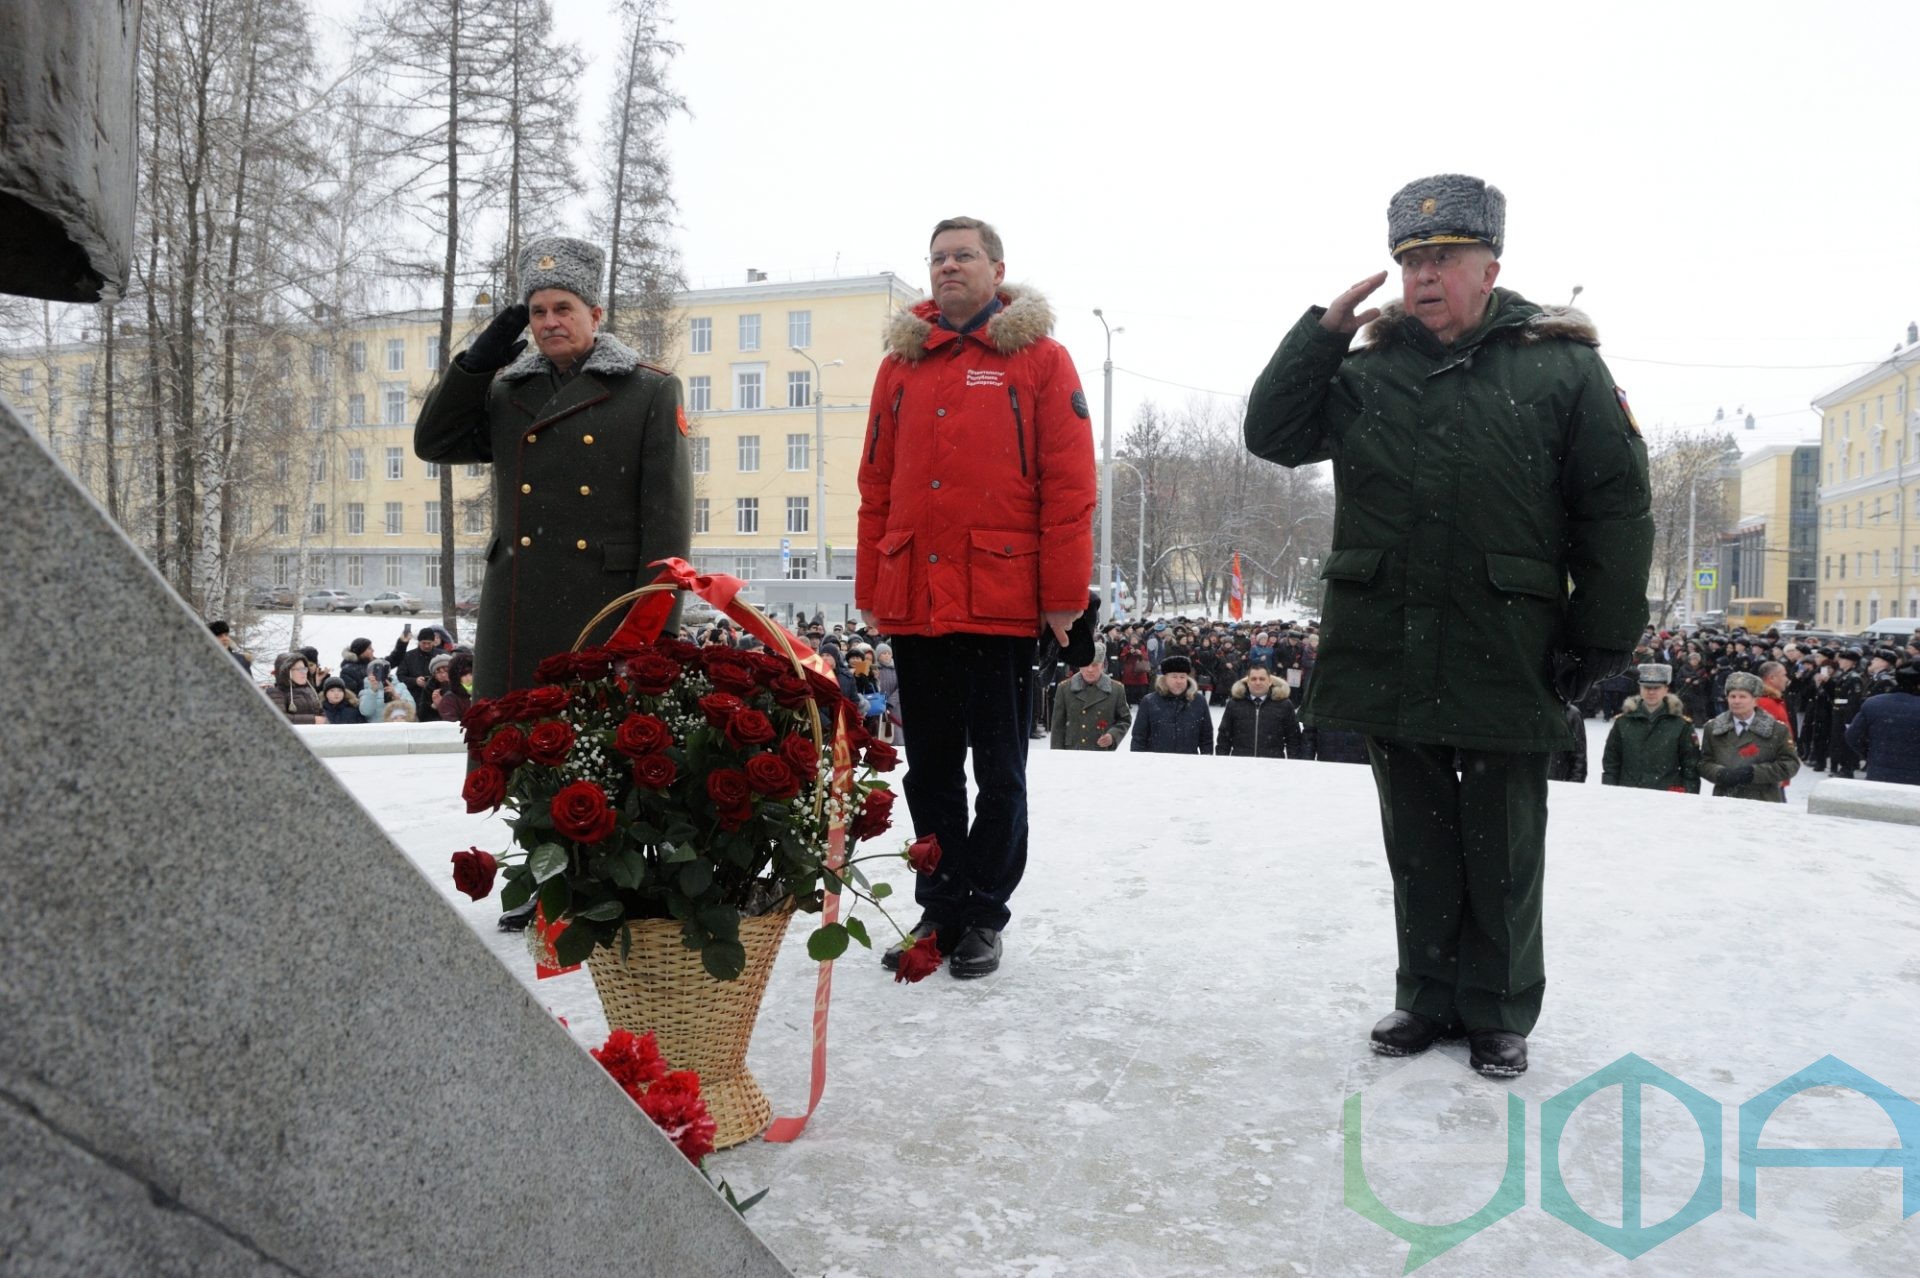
[1724,598,1786,633]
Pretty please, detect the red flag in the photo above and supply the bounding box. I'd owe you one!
[1228,552,1245,620]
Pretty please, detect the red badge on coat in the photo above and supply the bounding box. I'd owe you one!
[1738,742,1760,758]
[675,404,690,436]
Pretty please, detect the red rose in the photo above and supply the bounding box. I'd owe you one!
[527,719,576,767]
[705,653,758,695]
[745,753,800,800]
[637,1069,717,1164]
[533,652,575,685]
[592,1028,667,1093]
[706,768,751,810]
[848,787,895,841]
[570,646,617,682]
[804,665,846,710]
[1096,720,1109,731]
[633,752,677,789]
[481,726,529,768]
[863,737,900,772]
[661,638,704,666]
[699,692,747,728]
[892,933,942,984]
[905,832,942,875]
[461,698,506,747]
[450,846,498,900]
[614,713,672,759]
[768,674,814,710]
[716,801,754,832]
[745,650,792,683]
[551,780,617,843]
[624,652,682,696]
[780,733,820,778]
[723,708,776,751]
[462,764,507,813]
[521,686,571,718]
[491,689,531,723]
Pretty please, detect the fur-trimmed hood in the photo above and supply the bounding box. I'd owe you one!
[1229,676,1291,701]
[883,284,1054,363]
[1623,692,1686,719]
[1359,289,1599,351]
[498,332,647,382]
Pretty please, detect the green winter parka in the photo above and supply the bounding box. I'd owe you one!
[1244,289,1653,752]
[1601,693,1700,792]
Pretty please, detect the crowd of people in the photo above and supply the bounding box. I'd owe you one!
[210,620,477,726]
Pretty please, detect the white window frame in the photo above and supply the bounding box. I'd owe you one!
[786,495,809,534]
[787,432,810,471]
[688,317,712,354]
[787,369,811,409]
[738,434,761,473]
[693,497,710,534]
[687,375,711,412]
[347,502,365,536]
[385,447,404,480]
[386,338,406,371]
[347,448,365,481]
[425,501,442,535]
[384,502,404,535]
[384,558,403,587]
[736,496,759,534]
[732,363,766,411]
[738,313,761,352]
[384,385,408,426]
[689,436,710,474]
[787,310,811,349]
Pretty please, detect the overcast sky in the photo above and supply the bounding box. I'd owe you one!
[338,0,1920,452]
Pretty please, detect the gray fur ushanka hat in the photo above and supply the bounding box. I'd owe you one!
[520,235,604,307]
[1388,174,1506,259]
[1723,671,1765,697]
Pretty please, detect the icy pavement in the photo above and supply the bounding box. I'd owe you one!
[333,746,1920,1277]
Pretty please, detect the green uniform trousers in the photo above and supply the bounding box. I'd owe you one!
[1365,738,1550,1036]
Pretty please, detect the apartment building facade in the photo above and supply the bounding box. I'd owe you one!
[1813,328,1920,629]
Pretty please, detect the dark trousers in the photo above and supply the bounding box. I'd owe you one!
[1365,738,1551,1036]
[889,633,1036,932]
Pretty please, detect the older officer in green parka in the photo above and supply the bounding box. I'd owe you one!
[1243,175,1653,1078]
[415,235,692,704]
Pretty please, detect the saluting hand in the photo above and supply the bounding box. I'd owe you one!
[1318,271,1389,335]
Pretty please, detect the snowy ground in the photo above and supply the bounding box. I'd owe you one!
[333,739,1920,1277]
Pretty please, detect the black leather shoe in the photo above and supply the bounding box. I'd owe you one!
[947,926,1002,979]
[1468,1030,1529,1078]
[880,919,946,972]
[497,899,537,932]
[1369,1010,1460,1057]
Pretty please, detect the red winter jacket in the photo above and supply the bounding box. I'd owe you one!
[856,286,1097,638]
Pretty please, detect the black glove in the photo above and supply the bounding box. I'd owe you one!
[459,303,529,373]
[1551,647,1631,704]
[1719,763,1755,787]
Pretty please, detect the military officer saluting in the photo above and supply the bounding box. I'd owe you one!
[416,235,692,703]
[1243,176,1653,1077]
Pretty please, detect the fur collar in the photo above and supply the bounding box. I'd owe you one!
[1069,671,1114,693]
[1359,292,1600,351]
[1623,693,1687,718]
[498,332,645,382]
[883,284,1054,363]
[1707,710,1780,738]
[1230,677,1290,701]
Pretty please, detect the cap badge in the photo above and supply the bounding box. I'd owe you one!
[537,254,555,269]
[1420,197,1437,215]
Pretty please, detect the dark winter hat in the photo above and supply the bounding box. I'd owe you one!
[1724,671,1764,696]
[1085,640,1107,667]
[429,652,453,674]
[208,619,231,637]
[520,235,603,307]
[1874,647,1900,664]
[1838,647,1862,663]
[1896,666,1920,693]
[1388,174,1506,259]
[1637,663,1673,685]
[321,676,347,692]
[350,637,373,658]
[1160,655,1192,675]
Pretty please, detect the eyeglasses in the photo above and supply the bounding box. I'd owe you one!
[926,250,984,267]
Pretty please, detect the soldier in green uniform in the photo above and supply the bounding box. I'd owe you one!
[1243,175,1653,1077]
[415,235,692,703]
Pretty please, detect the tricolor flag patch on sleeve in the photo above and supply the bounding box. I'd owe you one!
[1614,386,1641,435]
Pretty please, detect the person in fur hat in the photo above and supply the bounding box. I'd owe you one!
[1600,665,1699,792]
[1241,174,1653,1079]
[1050,642,1132,751]
[1699,670,1800,801]
[858,215,1097,980]
[1129,655,1214,755]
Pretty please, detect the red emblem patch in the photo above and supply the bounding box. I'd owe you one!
[675,404,689,437]
[1738,742,1760,758]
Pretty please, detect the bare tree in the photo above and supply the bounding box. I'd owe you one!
[1647,429,1739,626]
[596,0,685,352]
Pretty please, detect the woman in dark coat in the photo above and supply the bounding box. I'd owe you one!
[1130,656,1213,755]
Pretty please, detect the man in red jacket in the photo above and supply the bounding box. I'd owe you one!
[857,215,1097,978]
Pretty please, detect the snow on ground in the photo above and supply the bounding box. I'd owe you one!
[333,739,1920,1277]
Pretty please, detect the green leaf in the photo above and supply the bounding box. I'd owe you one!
[528,842,568,884]
[678,861,714,896]
[844,916,872,949]
[869,882,892,900]
[553,921,599,967]
[697,906,740,943]
[807,923,850,961]
[663,821,699,846]
[537,875,569,918]
[577,900,624,921]
[662,841,699,864]
[702,938,747,981]
[608,849,645,890]
[666,893,695,922]
[499,876,533,911]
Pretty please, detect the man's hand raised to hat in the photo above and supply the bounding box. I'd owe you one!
[1319,271,1389,335]
[459,303,530,373]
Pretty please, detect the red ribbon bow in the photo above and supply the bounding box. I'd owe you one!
[604,557,816,667]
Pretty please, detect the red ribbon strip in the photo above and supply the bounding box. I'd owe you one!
[764,701,853,1143]
[603,557,818,668]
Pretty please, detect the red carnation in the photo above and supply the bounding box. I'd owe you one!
[591,1028,667,1093]
[633,752,677,789]
[614,713,672,759]
[780,733,820,778]
[745,753,800,800]
[533,652,575,685]
[863,737,900,772]
[848,787,895,841]
[481,726,529,768]
[699,692,747,728]
[705,653,758,696]
[723,707,777,751]
[637,1070,717,1164]
[706,768,751,810]
[624,651,682,696]
[905,832,942,875]
[462,764,507,813]
[527,719,576,767]
[521,686,571,718]
[892,933,942,984]
[768,674,813,710]
[551,780,617,843]
[450,846,498,900]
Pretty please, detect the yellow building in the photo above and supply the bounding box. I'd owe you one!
[1814,328,1920,629]
[1,271,924,601]
[1725,443,1819,622]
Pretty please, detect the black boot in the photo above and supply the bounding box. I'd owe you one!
[1369,1009,1461,1057]
[1468,1030,1529,1078]
[948,926,1002,978]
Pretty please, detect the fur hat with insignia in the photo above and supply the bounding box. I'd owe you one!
[1723,671,1764,697]
[1637,663,1673,685]
[1388,174,1506,259]
[519,235,604,307]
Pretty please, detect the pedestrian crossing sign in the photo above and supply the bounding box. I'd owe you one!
[1695,569,1717,589]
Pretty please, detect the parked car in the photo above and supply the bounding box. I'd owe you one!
[301,588,358,613]
[454,592,482,617]
[249,584,294,609]
[1856,617,1920,648]
[362,590,423,615]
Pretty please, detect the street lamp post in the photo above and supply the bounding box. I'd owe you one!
[1093,309,1123,622]
[792,347,842,577]
[1111,457,1146,613]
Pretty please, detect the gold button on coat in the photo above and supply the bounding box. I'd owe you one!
[576,539,588,550]
[578,485,591,495]
[520,483,531,493]
[519,536,531,546]
[582,434,595,445]
[527,433,538,443]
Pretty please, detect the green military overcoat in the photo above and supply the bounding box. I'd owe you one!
[415,332,692,701]
[1244,289,1653,752]
[1600,693,1701,792]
